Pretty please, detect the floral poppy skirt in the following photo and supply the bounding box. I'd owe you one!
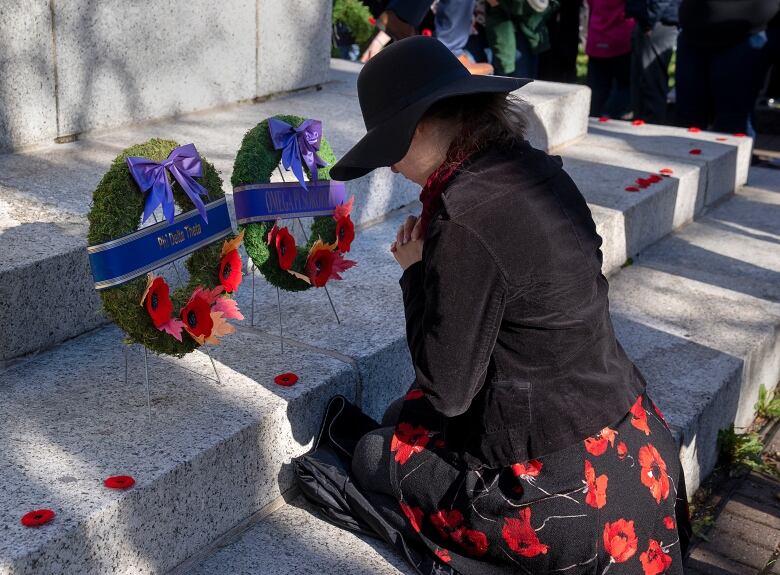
[355,392,691,575]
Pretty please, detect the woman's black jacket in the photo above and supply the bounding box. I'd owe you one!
[399,141,645,468]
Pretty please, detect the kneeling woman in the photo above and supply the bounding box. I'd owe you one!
[330,37,690,575]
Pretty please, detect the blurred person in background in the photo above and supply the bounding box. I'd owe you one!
[626,0,680,124]
[675,0,780,135]
[538,0,584,83]
[585,0,635,118]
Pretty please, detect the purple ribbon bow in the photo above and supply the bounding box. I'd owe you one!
[126,143,211,224]
[268,118,328,190]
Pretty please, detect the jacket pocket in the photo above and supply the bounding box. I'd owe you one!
[482,378,532,434]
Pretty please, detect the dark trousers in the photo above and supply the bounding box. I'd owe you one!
[675,30,770,135]
[587,52,632,118]
[631,23,678,124]
[538,0,582,83]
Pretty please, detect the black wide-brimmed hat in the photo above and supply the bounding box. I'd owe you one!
[330,36,532,182]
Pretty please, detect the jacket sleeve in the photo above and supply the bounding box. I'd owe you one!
[398,219,508,418]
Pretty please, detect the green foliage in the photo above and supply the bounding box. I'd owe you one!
[755,384,780,420]
[87,138,235,357]
[333,0,374,45]
[717,425,772,476]
[231,115,339,292]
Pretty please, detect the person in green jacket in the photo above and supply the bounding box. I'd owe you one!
[486,0,560,77]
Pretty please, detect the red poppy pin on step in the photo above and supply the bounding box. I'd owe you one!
[734,133,746,137]
[21,509,55,527]
[687,126,700,133]
[625,186,640,192]
[104,475,136,490]
[598,116,609,123]
[632,119,645,126]
[716,137,728,141]
[660,168,673,175]
[274,372,298,386]
[689,149,702,155]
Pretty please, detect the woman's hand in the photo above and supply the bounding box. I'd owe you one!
[390,215,423,269]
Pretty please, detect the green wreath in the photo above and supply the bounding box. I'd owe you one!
[231,115,355,292]
[87,138,243,357]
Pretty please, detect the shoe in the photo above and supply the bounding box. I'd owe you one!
[377,10,416,41]
[458,54,495,75]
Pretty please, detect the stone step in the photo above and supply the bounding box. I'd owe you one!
[0,60,588,363]
[182,168,779,575]
[0,168,776,574]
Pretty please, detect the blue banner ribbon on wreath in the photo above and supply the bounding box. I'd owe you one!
[87,198,233,290]
[233,180,346,224]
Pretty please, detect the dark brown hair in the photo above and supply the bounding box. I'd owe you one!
[420,92,527,167]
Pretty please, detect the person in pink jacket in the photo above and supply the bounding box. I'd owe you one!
[586,0,636,117]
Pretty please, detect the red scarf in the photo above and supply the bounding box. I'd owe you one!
[418,151,470,237]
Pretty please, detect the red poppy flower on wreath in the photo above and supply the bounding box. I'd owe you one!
[617,441,628,460]
[502,507,549,558]
[368,16,376,25]
[630,396,651,435]
[404,388,425,401]
[584,426,618,456]
[663,516,675,529]
[181,291,214,339]
[511,459,543,479]
[219,230,245,293]
[274,372,298,386]
[300,239,356,287]
[640,539,673,575]
[435,548,452,563]
[638,443,670,503]
[391,422,430,464]
[270,225,297,271]
[104,475,135,489]
[584,460,608,509]
[334,196,356,253]
[689,148,702,155]
[400,501,424,533]
[143,276,174,328]
[20,509,55,527]
[603,518,638,563]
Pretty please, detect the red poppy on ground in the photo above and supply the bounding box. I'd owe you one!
[452,528,490,557]
[603,518,638,563]
[617,441,628,460]
[21,509,55,527]
[430,509,465,540]
[632,119,645,126]
[636,177,652,189]
[584,460,608,509]
[274,227,297,270]
[144,276,174,328]
[422,28,433,36]
[274,372,298,386]
[660,168,674,175]
[599,116,610,122]
[734,133,746,137]
[391,422,430,464]
[687,126,701,132]
[716,137,728,141]
[400,501,424,533]
[104,475,135,489]
[640,539,673,575]
[663,516,675,529]
[639,444,670,503]
[502,507,549,558]
[689,148,702,155]
[404,388,424,401]
[647,174,663,183]
[181,292,213,339]
[435,548,452,563]
[630,396,651,435]
[511,459,543,479]
[584,427,618,456]
[625,186,640,192]
[218,249,242,293]
[368,16,376,25]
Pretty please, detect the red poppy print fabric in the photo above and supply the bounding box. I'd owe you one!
[387,392,688,575]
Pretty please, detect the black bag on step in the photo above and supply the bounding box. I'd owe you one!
[292,395,459,575]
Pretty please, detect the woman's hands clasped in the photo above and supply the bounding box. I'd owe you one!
[391,215,423,270]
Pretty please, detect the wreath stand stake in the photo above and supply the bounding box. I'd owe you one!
[143,347,152,420]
